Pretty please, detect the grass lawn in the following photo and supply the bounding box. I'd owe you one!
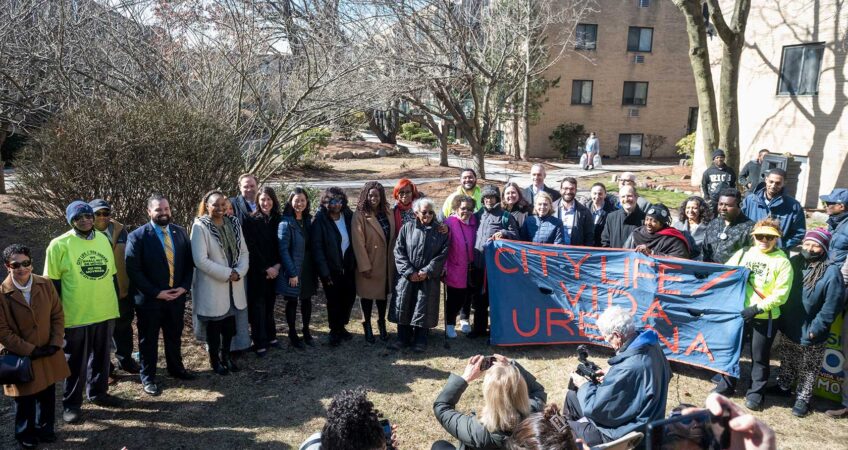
[2,290,845,450]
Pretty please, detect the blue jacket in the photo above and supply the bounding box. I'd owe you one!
[125,223,194,308]
[827,212,848,265]
[520,215,565,245]
[277,214,309,297]
[781,255,846,345]
[577,329,671,441]
[741,184,806,249]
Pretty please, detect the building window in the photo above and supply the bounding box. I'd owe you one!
[618,134,644,156]
[687,107,699,134]
[571,80,593,105]
[575,24,598,50]
[778,43,824,95]
[622,82,649,105]
[639,0,650,7]
[627,27,653,52]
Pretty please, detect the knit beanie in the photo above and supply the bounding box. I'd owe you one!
[712,149,726,160]
[803,228,832,252]
[645,203,672,227]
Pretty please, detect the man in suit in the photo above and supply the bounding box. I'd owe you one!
[230,173,259,222]
[523,163,561,207]
[553,177,595,246]
[125,193,195,396]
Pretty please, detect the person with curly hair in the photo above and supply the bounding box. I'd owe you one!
[502,182,532,228]
[299,388,396,450]
[352,181,396,343]
[672,196,712,259]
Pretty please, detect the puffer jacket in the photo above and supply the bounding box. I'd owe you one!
[781,255,845,345]
[741,184,806,249]
[520,215,564,245]
[392,219,450,328]
[473,205,519,269]
[827,211,848,265]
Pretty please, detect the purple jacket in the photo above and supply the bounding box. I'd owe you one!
[444,215,479,289]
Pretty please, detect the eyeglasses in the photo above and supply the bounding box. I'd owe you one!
[419,210,435,216]
[398,190,413,196]
[7,260,32,269]
[94,210,111,217]
[458,207,473,212]
[73,213,94,221]
[754,234,777,241]
[328,199,343,205]
[825,202,841,206]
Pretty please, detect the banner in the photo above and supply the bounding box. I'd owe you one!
[814,314,845,401]
[486,240,749,377]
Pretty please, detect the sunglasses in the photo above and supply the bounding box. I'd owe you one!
[73,213,94,221]
[754,234,777,241]
[7,260,32,269]
[328,199,343,205]
[95,210,111,217]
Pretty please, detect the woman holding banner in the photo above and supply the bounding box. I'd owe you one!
[624,204,690,258]
[715,218,793,411]
[776,229,845,417]
[520,192,564,245]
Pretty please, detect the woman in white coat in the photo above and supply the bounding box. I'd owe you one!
[191,190,249,375]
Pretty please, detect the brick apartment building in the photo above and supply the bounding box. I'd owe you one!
[510,0,698,159]
[692,0,848,208]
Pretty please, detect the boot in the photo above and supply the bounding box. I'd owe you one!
[362,321,376,344]
[289,329,305,349]
[377,319,388,342]
[302,327,315,347]
[222,351,241,373]
[210,353,229,376]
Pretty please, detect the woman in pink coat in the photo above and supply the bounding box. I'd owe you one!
[443,195,479,338]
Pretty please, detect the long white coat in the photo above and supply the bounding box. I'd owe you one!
[190,216,249,318]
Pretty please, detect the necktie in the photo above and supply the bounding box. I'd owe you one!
[161,226,175,287]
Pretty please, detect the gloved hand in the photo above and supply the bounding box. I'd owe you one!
[45,345,61,355]
[30,346,53,359]
[740,306,761,321]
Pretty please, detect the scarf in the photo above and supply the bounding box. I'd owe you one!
[198,215,243,268]
[394,201,414,233]
[827,211,848,231]
[803,259,828,290]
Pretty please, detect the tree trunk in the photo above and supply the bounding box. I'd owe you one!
[511,111,521,159]
[439,122,449,167]
[673,0,720,167]
[367,110,397,144]
[719,40,743,174]
[0,128,6,195]
[519,2,531,161]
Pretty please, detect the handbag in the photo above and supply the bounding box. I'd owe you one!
[0,352,34,385]
[0,303,34,385]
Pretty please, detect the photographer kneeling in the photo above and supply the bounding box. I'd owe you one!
[564,306,671,447]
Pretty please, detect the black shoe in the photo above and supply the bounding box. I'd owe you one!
[745,395,763,411]
[792,399,810,417]
[328,332,342,347]
[711,386,735,396]
[377,320,388,341]
[302,329,315,346]
[289,331,306,349]
[210,355,229,376]
[340,328,354,341]
[412,343,426,353]
[169,369,196,380]
[91,394,124,408]
[143,382,161,396]
[363,321,376,344]
[16,437,37,449]
[63,407,81,424]
[255,348,268,357]
[466,330,485,339]
[269,340,282,349]
[387,338,408,351]
[118,358,141,374]
[223,353,241,373]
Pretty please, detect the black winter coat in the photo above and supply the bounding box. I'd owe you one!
[392,220,450,328]
[311,208,356,280]
[601,206,645,249]
[780,255,846,345]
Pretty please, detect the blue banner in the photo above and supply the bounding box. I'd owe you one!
[486,240,749,377]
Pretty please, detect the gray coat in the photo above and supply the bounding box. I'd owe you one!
[392,220,450,328]
[433,362,547,450]
[474,205,520,269]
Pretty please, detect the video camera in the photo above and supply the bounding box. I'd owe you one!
[575,345,602,384]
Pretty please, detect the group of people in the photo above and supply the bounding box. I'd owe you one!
[3,151,848,449]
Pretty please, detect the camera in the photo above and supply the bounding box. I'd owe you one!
[379,419,395,450]
[645,409,731,450]
[480,356,497,371]
[575,345,602,383]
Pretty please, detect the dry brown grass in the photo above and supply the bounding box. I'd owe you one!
[2,290,846,449]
